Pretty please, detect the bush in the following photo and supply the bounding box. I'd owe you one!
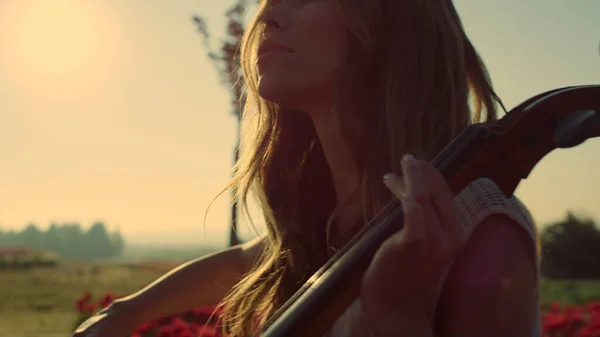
[0,247,59,270]
[541,213,600,279]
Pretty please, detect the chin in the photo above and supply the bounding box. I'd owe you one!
[257,75,305,110]
[258,75,332,112]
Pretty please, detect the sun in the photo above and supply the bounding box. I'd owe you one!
[14,0,99,75]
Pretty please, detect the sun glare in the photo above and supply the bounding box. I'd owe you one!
[1,0,122,100]
[14,0,100,75]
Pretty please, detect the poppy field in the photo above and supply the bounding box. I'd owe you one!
[1,260,599,337]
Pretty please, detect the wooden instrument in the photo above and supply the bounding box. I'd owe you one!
[255,85,600,337]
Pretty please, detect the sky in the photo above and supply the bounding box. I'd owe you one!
[0,0,599,247]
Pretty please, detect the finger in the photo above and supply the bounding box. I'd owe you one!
[382,174,424,239]
[382,173,406,198]
[400,192,425,240]
[419,161,465,243]
[400,154,428,203]
[400,154,444,238]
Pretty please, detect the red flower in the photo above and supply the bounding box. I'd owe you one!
[76,301,86,313]
[86,303,96,314]
[170,318,189,334]
[177,331,197,337]
[158,314,175,325]
[589,301,600,313]
[100,292,114,308]
[157,324,176,337]
[76,291,92,313]
[135,321,156,334]
[196,325,221,337]
[70,290,600,336]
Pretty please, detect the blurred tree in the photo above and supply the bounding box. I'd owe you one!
[44,222,62,252]
[0,229,19,247]
[20,223,42,248]
[0,222,125,260]
[58,223,86,258]
[110,226,125,258]
[193,0,253,247]
[86,221,114,259]
[541,212,600,278]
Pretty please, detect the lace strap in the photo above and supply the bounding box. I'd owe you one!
[455,178,538,244]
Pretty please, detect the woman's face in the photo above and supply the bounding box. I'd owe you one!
[256,0,347,111]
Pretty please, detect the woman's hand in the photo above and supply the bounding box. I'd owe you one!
[360,154,466,336]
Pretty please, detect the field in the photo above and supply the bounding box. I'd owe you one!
[0,260,172,337]
[1,261,600,337]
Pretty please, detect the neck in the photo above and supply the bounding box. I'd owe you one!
[308,107,359,204]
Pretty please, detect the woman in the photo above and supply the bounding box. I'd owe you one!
[74,0,541,336]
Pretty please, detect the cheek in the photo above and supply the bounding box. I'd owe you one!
[256,4,346,107]
[296,5,346,79]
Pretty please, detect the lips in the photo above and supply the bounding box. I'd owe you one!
[257,40,294,57]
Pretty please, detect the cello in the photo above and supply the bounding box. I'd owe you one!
[253,85,600,337]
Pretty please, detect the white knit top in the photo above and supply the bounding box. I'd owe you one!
[327,177,542,337]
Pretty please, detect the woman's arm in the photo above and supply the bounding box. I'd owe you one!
[436,214,538,336]
[110,236,264,329]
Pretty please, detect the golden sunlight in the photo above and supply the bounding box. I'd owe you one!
[13,0,100,75]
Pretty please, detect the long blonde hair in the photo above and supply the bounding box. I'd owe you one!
[219,0,504,335]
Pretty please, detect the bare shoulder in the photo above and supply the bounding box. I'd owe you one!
[447,213,537,287]
[439,213,539,337]
[238,236,266,269]
[452,178,540,282]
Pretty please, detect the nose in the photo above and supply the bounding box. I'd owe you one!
[261,3,285,34]
[265,16,280,31]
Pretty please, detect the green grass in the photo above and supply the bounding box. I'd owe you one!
[539,278,600,309]
[1,261,599,337]
[0,260,164,337]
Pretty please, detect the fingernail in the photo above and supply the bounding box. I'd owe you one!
[402,154,415,162]
[401,193,415,213]
[383,173,396,180]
